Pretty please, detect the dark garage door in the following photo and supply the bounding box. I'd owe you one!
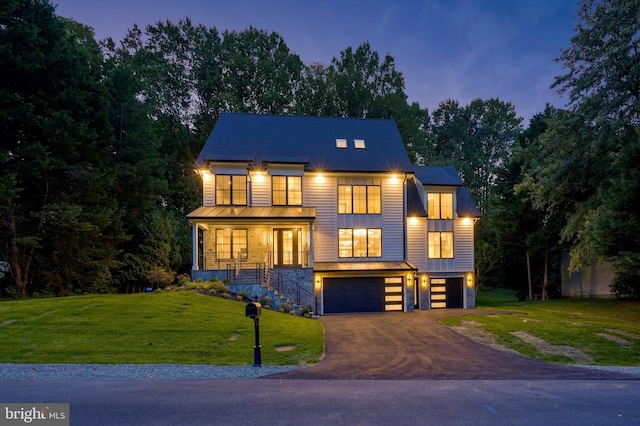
[430,277,463,309]
[323,277,385,313]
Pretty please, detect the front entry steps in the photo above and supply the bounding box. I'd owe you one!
[229,270,301,314]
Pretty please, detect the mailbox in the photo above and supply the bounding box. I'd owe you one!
[245,301,262,318]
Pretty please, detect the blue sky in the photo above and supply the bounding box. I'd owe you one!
[54,0,580,124]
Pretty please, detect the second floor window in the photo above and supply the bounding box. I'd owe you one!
[427,193,453,219]
[428,232,454,258]
[272,176,302,206]
[216,175,247,205]
[338,185,381,214]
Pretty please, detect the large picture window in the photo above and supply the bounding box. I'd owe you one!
[216,229,248,260]
[338,185,381,214]
[428,232,454,259]
[339,228,382,258]
[427,193,453,219]
[272,176,302,206]
[216,175,247,205]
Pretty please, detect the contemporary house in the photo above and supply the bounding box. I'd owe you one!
[187,113,480,314]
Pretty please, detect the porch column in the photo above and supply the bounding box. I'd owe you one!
[192,223,199,271]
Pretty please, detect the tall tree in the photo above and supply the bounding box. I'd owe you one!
[430,98,522,212]
[0,0,122,296]
[329,42,408,119]
[549,0,640,285]
[220,26,303,114]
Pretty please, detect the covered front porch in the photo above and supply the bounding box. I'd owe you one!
[188,206,315,271]
[187,205,316,280]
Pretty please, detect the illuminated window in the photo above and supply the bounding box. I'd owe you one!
[338,185,381,214]
[353,186,367,214]
[427,193,453,219]
[339,228,381,258]
[428,232,454,259]
[216,175,247,206]
[338,228,353,257]
[272,176,302,206]
[216,229,248,260]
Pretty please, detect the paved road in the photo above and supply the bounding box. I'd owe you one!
[3,379,640,425]
[268,310,635,380]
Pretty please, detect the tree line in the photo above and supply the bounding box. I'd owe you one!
[1,0,638,299]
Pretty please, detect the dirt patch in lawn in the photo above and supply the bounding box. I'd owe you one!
[605,328,640,340]
[510,331,594,363]
[449,321,520,355]
[275,345,296,352]
[450,321,595,364]
[596,333,632,347]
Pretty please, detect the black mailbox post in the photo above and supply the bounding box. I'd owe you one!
[245,301,262,367]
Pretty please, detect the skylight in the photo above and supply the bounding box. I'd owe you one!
[354,139,366,149]
[336,139,347,148]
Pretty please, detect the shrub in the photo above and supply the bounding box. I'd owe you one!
[610,271,640,299]
[145,267,175,290]
[280,303,292,313]
[259,296,272,308]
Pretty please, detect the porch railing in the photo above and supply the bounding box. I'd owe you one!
[199,251,310,270]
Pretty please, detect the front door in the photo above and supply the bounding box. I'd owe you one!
[274,228,302,267]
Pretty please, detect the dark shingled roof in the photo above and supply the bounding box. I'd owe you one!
[456,187,481,218]
[413,166,462,186]
[196,113,414,173]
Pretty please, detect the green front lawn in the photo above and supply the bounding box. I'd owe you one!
[0,292,324,365]
[442,289,640,365]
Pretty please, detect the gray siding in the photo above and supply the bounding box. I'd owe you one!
[407,217,427,270]
[203,171,215,206]
[381,176,406,260]
[250,171,270,206]
[454,218,475,270]
[306,173,337,262]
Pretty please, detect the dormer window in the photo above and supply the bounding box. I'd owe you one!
[336,139,347,149]
[427,193,453,219]
[354,139,366,149]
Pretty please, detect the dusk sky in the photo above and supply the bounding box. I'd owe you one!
[54,0,581,124]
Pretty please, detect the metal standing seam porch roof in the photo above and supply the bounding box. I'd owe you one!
[186,206,316,221]
[314,260,417,273]
[196,112,415,173]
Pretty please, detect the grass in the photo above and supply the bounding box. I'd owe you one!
[0,291,324,365]
[442,288,640,366]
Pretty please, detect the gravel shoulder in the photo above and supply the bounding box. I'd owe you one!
[0,363,305,381]
[0,362,637,381]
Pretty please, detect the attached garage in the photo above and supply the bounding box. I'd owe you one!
[322,276,406,314]
[323,277,385,313]
[430,277,463,308]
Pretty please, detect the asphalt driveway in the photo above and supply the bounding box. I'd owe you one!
[267,309,634,380]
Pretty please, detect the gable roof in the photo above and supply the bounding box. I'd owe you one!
[456,187,481,218]
[413,165,481,218]
[413,166,462,186]
[196,113,414,173]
